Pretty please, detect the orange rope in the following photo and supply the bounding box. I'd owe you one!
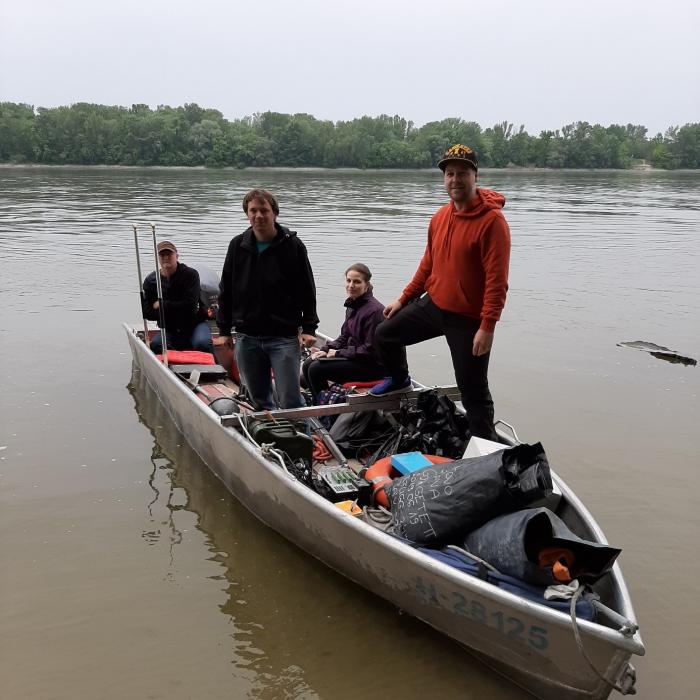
[312,434,333,462]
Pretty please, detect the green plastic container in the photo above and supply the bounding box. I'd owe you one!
[247,419,313,463]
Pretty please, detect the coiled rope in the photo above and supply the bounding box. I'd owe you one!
[569,585,631,695]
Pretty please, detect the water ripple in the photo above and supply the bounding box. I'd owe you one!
[1,167,699,349]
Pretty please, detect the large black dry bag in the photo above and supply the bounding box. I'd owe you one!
[386,442,553,547]
[463,507,621,586]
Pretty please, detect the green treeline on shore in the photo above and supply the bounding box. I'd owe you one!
[1,102,698,170]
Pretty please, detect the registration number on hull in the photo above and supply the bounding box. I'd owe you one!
[412,576,549,652]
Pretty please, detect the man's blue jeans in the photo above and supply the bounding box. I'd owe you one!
[150,322,213,354]
[235,334,304,410]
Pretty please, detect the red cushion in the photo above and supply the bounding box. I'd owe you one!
[156,350,216,365]
[342,380,383,389]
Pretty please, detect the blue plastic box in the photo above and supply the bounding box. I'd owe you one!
[390,451,433,475]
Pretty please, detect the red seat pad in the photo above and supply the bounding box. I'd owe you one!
[342,380,383,389]
[156,350,216,365]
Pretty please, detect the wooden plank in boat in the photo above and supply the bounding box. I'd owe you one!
[200,383,236,399]
[193,383,236,404]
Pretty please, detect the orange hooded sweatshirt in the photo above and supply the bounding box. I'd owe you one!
[399,188,510,332]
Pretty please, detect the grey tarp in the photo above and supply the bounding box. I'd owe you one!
[464,507,621,586]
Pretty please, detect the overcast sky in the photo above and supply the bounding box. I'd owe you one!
[1,0,698,135]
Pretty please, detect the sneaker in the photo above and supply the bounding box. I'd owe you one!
[368,376,412,397]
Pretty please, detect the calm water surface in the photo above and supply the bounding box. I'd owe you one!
[1,167,699,699]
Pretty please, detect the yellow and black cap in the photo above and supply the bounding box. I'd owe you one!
[438,144,478,172]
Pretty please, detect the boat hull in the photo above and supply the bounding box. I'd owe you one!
[125,324,643,699]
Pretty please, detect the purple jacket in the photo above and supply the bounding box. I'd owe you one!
[322,289,385,361]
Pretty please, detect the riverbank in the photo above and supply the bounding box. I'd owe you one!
[3,103,697,171]
[1,162,691,173]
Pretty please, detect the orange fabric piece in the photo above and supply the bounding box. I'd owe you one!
[538,546,576,583]
[156,350,216,365]
[399,189,511,332]
[335,500,362,516]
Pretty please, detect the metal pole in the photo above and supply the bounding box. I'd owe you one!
[132,224,150,343]
[150,223,169,367]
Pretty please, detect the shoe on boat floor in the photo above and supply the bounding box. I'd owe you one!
[368,376,412,396]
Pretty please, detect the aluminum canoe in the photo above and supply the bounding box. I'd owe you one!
[124,323,644,699]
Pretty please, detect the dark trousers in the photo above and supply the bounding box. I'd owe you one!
[236,334,304,410]
[302,356,386,399]
[150,322,213,354]
[373,295,497,440]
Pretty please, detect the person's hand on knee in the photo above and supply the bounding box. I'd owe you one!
[214,335,233,348]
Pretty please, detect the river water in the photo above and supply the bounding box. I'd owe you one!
[1,166,698,699]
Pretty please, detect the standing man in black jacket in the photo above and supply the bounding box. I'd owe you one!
[214,189,318,410]
[143,240,213,354]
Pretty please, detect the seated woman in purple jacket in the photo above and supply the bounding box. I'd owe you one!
[302,263,386,400]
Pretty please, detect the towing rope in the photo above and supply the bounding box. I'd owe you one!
[569,585,629,695]
[362,505,392,527]
[445,544,500,573]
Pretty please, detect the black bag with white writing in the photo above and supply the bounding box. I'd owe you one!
[385,442,553,547]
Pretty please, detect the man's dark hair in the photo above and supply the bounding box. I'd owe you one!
[242,188,279,216]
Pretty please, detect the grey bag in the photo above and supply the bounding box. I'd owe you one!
[464,507,621,585]
[330,410,374,443]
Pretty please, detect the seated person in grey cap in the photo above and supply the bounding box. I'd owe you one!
[142,240,213,354]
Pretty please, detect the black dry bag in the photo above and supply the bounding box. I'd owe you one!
[463,507,621,586]
[386,442,552,547]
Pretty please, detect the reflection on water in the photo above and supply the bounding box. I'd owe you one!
[127,366,521,699]
[2,168,699,366]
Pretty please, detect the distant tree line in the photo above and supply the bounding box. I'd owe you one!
[1,102,698,170]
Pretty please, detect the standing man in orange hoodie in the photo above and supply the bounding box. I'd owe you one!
[369,144,511,441]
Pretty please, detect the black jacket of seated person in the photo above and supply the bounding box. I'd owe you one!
[142,262,209,350]
[302,289,386,399]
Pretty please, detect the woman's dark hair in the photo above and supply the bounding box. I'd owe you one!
[242,188,279,215]
[345,263,372,283]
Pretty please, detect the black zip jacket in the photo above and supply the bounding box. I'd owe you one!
[142,262,203,336]
[217,224,319,337]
